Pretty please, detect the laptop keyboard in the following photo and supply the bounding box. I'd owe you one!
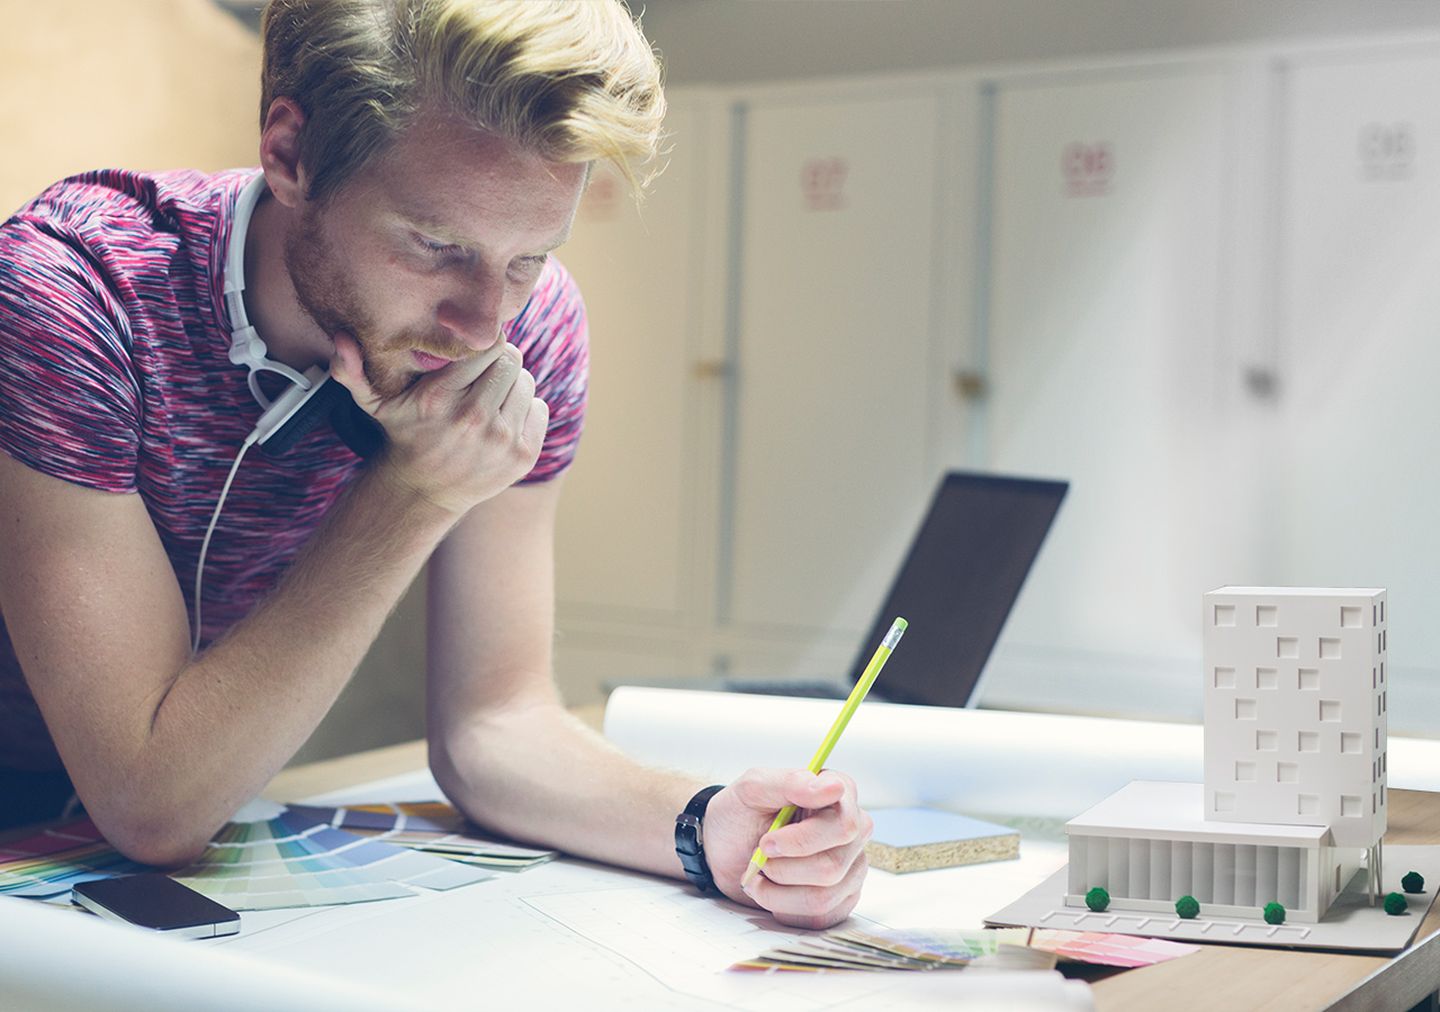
[729,680,849,700]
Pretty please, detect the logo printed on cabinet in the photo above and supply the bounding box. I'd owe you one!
[800,157,849,212]
[1062,142,1114,197]
[580,171,623,221]
[1358,122,1415,182]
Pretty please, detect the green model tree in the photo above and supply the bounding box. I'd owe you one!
[1402,871,1425,894]
[1262,901,1285,925]
[1085,887,1110,912]
[1175,895,1200,919]
[1385,892,1408,916]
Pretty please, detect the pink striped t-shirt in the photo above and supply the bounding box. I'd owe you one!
[0,168,589,770]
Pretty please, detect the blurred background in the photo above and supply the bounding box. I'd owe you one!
[6,0,1440,761]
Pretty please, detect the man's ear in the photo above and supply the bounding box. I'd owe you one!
[259,97,310,209]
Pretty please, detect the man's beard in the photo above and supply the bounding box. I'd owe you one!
[283,205,471,399]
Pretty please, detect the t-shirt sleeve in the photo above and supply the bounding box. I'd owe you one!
[507,256,589,485]
[0,218,142,493]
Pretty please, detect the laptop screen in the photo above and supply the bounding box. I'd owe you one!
[851,472,1067,708]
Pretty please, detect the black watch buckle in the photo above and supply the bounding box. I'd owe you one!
[675,784,725,894]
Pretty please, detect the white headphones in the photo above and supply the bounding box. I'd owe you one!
[223,173,314,411]
[194,174,334,652]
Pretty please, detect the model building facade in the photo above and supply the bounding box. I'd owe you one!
[1204,588,1387,845]
[1064,587,1388,924]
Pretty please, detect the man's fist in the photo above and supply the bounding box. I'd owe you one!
[329,332,548,516]
[701,768,872,930]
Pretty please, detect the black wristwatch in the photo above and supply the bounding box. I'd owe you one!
[675,784,726,894]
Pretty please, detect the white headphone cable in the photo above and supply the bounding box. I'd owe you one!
[192,430,259,654]
[195,174,327,653]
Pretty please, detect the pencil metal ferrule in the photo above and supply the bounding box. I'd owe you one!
[882,618,907,651]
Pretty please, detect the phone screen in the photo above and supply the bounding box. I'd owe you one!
[72,874,240,939]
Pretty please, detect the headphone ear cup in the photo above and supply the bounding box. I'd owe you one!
[254,377,336,456]
[249,372,386,459]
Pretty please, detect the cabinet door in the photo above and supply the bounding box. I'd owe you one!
[983,68,1243,674]
[1276,47,1440,677]
[725,90,946,637]
[554,98,716,622]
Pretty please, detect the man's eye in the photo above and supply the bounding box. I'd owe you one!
[415,234,464,257]
[515,253,549,271]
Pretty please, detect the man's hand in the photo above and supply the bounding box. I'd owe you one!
[330,332,549,516]
[701,769,873,930]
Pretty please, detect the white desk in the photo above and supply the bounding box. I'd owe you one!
[257,719,1440,1012]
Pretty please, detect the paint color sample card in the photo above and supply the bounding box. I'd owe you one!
[0,820,148,900]
[1029,929,1200,968]
[178,805,492,910]
[287,801,557,870]
[0,801,493,911]
[733,927,1054,973]
[287,801,461,833]
[733,925,1197,973]
[865,808,1019,873]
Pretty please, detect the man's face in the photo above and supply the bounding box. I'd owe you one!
[284,113,587,398]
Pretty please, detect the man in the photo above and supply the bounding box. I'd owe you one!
[0,0,870,929]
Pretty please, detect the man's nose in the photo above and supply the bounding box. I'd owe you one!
[434,276,505,352]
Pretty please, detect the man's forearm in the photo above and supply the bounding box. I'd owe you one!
[432,698,703,879]
[105,468,456,863]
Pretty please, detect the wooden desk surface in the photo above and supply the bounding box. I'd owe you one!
[263,722,1440,1012]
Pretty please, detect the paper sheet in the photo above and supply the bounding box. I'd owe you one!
[603,688,1440,818]
[223,861,1089,1009]
[0,895,409,1012]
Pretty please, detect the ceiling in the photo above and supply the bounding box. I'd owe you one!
[211,1,1440,85]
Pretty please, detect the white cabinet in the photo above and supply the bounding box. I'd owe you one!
[550,42,1440,726]
[1274,46,1440,683]
[978,65,1264,709]
[724,87,960,640]
[557,84,973,687]
[555,96,728,629]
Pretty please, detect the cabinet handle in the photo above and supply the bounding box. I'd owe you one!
[1243,366,1278,401]
[953,369,988,402]
[693,360,733,380]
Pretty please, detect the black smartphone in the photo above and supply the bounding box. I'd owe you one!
[72,874,240,939]
[255,367,385,459]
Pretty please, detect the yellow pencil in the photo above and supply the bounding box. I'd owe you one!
[740,616,908,889]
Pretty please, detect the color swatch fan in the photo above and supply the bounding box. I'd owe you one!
[733,926,1198,973]
[286,801,556,870]
[0,819,147,900]
[0,799,492,911]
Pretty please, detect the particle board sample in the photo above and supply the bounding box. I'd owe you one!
[864,808,1019,873]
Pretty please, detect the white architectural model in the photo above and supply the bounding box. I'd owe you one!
[1065,588,1388,924]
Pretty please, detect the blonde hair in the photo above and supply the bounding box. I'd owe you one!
[260,0,665,202]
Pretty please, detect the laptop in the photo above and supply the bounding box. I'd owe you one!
[611,471,1068,708]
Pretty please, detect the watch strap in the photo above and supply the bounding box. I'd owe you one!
[675,784,725,894]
